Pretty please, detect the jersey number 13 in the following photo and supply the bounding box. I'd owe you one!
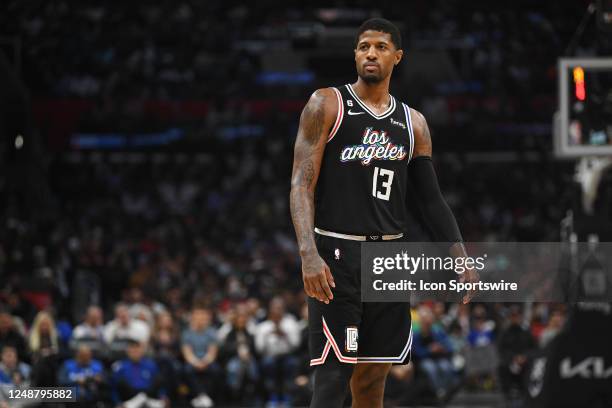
[372,167,394,201]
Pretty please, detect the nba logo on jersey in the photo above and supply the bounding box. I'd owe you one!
[334,248,341,260]
[346,327,358,352]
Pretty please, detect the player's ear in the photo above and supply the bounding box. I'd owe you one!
[394,49,403,66]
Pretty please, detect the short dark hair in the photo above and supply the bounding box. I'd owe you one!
[191,302,212,314]
[355,18,402,50]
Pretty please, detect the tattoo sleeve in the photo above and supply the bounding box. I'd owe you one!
[290,90,331,255]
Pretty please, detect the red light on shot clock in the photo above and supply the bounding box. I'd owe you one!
[573,67,586,101]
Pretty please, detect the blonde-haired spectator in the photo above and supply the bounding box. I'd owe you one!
[29,311,59,357]
[28,311,60,387]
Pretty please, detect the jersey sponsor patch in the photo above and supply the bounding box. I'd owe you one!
[389,117,406,129]
[346,326,359,352]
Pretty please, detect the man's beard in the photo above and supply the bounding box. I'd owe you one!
[359,71,383,84]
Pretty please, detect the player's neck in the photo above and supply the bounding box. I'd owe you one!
[351,78,391,108]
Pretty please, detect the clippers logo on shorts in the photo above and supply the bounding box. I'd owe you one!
[340,127,407,165]
[345,326,358,352]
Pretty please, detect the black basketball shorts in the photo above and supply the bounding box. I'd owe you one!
[308,233,412,366]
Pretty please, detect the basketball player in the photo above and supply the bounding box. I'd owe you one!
[290,18,478,407]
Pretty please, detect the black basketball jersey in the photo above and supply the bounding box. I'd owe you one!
[315,84,414,235]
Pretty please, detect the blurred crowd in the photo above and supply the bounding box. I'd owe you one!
[0,295,311,407]
[0,291,568,407]
[2,0,598,100]
[2,0,606,151]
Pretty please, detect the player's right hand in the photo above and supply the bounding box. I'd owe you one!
[301,251,335,304]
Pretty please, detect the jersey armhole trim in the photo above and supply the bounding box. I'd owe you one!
[402,103,415,163]
[327,87,344,143]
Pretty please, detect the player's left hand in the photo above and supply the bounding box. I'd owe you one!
[459,267,480,304]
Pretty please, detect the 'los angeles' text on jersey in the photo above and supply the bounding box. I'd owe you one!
[315,84,415,235]
[340,127,407,165]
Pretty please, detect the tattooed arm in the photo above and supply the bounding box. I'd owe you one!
[290,88,338,304]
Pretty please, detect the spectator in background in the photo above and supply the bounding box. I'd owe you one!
[255,297,300,407]
[539,308,565,348]
[58,344,105,403]
[152,312,180,357]
[104,303,150,346]
[530,303,550,341]
[181,306,219,408]
[468,309,495,347]
[447,303,471,336]
[55,315,73,352]
[412,307,459,401]
[246,298,266,323]
[151,311,181,402]
[465,308,497,390]
[71,305,106,354]
[218,303,259,404]
[29,311,60,386]
[448,321,467,354]
[432,302,453,329]
[0,345,30,386]
[295,302,309,366]
[127,287,161,329]
[0,293,36,328]
[73,306,105,341]
[217,302,257,340]
[0,309,26,362]
[497,305,536,401]
[111,339,167,408]
[291,301,312,407]
[29,311,59,357]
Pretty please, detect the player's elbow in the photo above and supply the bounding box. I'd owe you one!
[290,179,314,196]
[289,183,300,202]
